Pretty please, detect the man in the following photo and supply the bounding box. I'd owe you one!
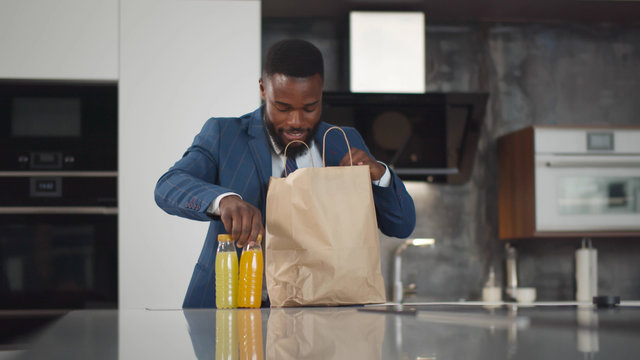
[155,39,416,308]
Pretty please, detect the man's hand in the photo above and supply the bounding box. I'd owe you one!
[218,195,264,248]
[339,148,386,181]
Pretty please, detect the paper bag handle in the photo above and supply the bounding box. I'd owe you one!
[283,140,315,176]
[322,126,353,168]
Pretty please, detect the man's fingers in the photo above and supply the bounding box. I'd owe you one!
[235,210,253,248]
[251,211,265,245]
[339,150,357,166]
[220,212,234,235]
[247,215,264,248]
[338,148,384,180]
[230,212,243,247]
[340,149,371,167]
[218,196,264,248]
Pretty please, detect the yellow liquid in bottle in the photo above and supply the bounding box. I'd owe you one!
[237,248,263,308]
[215,251,238,309]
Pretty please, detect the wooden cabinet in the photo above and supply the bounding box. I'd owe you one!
[498,127,536,239]
[0,0,118,80]
[498,126,640,239]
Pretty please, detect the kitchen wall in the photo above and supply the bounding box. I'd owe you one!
[264,20,640,301]
[403,23,640,301]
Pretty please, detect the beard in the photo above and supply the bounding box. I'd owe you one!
[264,114,320,158]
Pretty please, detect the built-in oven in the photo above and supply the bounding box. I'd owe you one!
[0,80,117,171]
[535,128,640,232]
[0,209,117,309]
[0,81,117,309]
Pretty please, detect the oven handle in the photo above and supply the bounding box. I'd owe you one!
[0,207,117,215]
[542,160,640,168]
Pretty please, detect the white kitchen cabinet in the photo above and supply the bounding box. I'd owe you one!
[0,0,118,80]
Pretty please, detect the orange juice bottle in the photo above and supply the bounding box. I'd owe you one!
[238,309,264,360]
[237,235,263,308]
[215,234,238,309]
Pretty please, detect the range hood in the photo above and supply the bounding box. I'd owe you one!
[321,92,488,184]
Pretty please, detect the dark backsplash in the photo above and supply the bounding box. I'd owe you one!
[264,19,640,301]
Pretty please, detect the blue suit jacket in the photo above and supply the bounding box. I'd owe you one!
[154,106,416,308]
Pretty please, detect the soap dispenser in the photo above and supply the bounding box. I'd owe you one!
[482,265,502,302]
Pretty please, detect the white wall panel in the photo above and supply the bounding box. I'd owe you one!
[119,0,261,309]
[0,0,118,80]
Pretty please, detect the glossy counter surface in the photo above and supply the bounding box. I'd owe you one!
[13,303,640,359]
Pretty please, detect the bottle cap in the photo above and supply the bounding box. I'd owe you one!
[218,234,233,242]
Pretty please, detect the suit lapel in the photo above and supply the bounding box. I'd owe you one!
[247,107,272,195]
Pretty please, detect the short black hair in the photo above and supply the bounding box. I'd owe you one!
[263,39,324,79]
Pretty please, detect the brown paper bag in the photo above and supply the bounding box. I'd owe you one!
[265,127,386,307]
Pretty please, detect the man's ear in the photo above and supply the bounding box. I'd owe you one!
[259,78,265,101]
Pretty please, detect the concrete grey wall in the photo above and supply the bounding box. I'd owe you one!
[263,21,640,301]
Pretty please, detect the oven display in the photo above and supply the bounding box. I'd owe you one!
[31,151,62,169]
[587,132,614,151]
[11,97,82,137]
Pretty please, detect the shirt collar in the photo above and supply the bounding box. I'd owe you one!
[263,113,283,155]
[266,129,283,155]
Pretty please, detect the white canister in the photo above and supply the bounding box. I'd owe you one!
[575,238,598,302]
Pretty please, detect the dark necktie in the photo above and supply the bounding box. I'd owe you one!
[282,154,298,177]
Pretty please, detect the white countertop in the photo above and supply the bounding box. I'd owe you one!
[14,303,640,359]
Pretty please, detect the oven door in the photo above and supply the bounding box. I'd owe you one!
[535,154,640,232]
[0,209,117,309]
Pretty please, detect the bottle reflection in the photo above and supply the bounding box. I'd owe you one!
[216,309,238,360]
[214,309,264,360]
[239,310,264,360]
[576,307,599,357]
[506,305,518,359]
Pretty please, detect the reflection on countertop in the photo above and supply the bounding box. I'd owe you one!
[12,303,640,360]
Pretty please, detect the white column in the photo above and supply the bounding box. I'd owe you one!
[119,0,261,309]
